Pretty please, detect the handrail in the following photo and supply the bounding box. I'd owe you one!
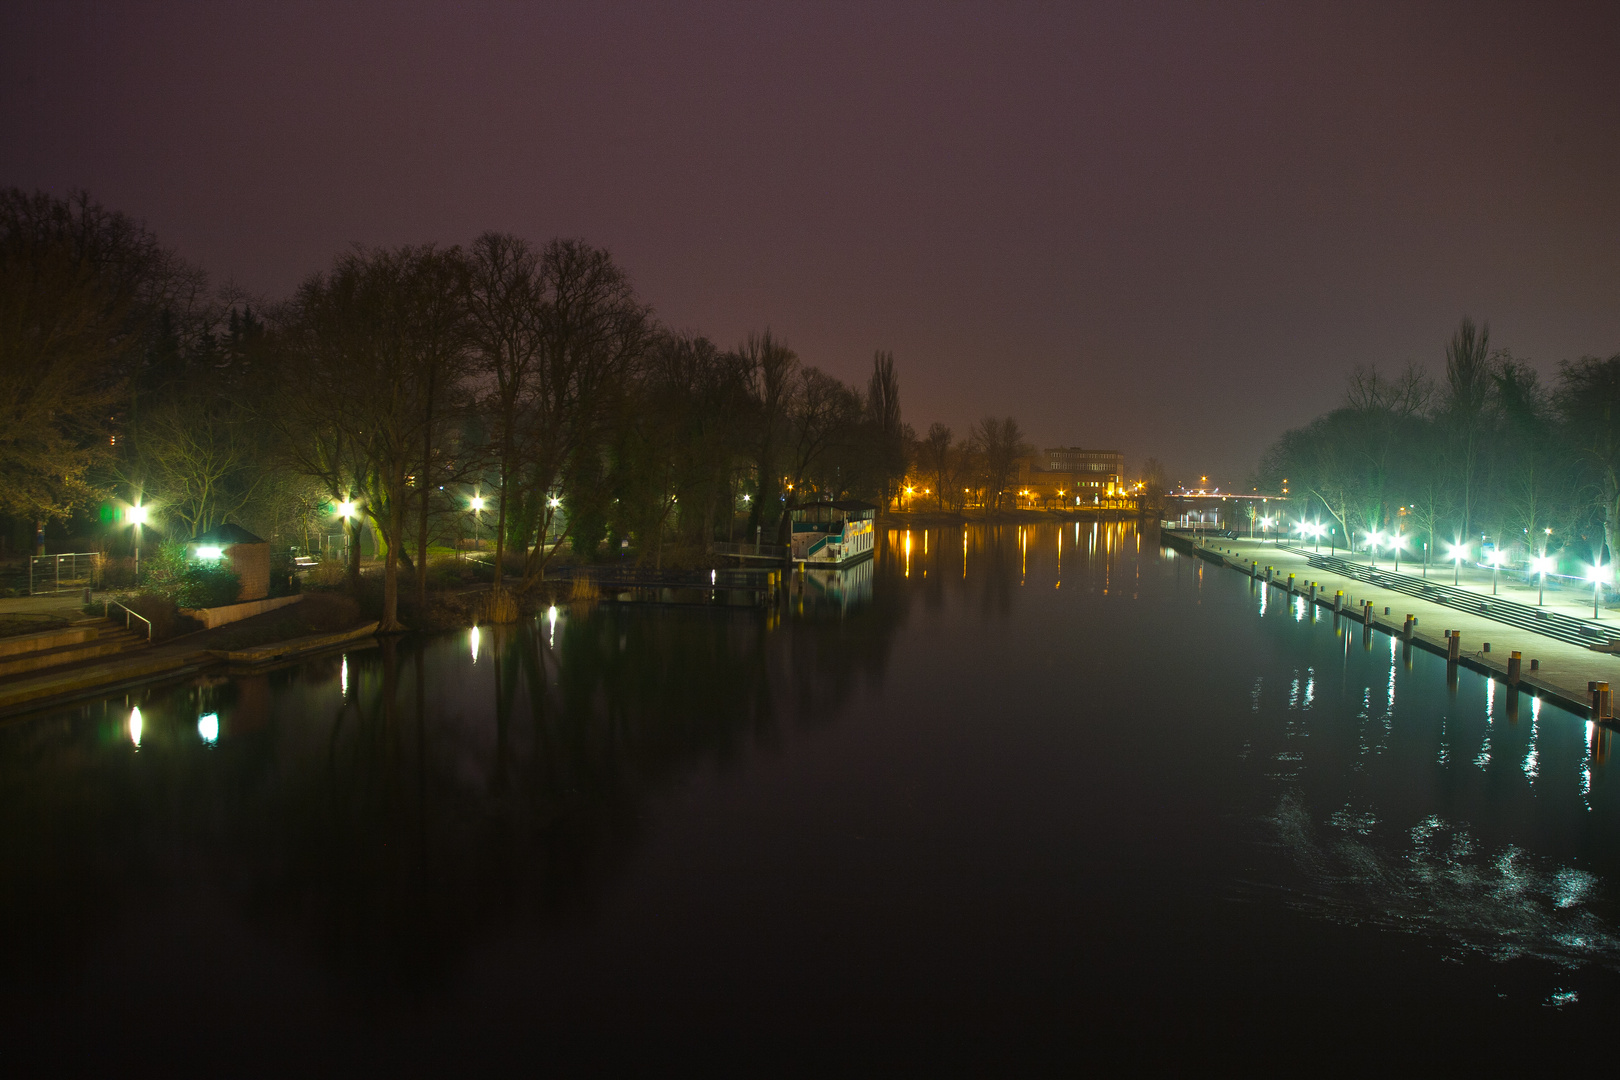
[104,598,154,642]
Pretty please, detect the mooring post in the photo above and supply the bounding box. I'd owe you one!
[1601,682,1613,721]
[1508,650,1522,685]
[1363,600,1374,627]
[1447,631,1460,662]
[1287,573,1295,593]
[1335,590,1344,613]
[1403,614,1415,640]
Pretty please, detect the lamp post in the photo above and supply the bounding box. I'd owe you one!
[1591,564,1607,619]
[1533,554,1553,605]
[470,495,484,556]
[1392,531,1405,573]
[127,503,149,581]
[1367,531,1382,567]
[1489,549,1504,595]
[1448,542,1467,586]
[336,498,358,563]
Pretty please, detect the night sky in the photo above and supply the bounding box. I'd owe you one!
[4,1,1617,482]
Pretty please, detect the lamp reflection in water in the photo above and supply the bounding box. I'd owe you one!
[470,624,481,663]
[128,706,142,748]
[548,605,558,648]
[340,655,349,697]
[198,712,219,744]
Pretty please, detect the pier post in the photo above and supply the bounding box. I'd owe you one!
[1287,573,1295,593]
[1363,601,1374,627]
[1447,631,1460,662]
[1335,590,1344,613]
[1508,651,1521,685]
[1403,614,1415,641]
[1601,682,1613,721]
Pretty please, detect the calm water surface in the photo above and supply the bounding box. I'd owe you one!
[5,522,1618,1068]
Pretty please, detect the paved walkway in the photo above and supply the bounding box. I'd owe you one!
[1178,534,1620,716]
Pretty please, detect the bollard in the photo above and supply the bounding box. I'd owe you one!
[1601,683,1613,721]
[1335,590,1344,613]
[1363,601,1374,627]
[1384,606,1390,615]
[1483,642,1491,653]
[1287,573,1295,593]
[1508,651,1522,685]
[1447,631,1460,662]
[1403,614,1415,640]
[1531,658,1540,671]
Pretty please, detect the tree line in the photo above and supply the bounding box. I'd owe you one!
[1261,317,1620,573]
[1,190,909,629]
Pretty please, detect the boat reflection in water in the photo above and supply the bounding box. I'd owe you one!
[793,556,875,617]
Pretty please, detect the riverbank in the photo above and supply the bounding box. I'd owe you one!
[0,607,378,720]
[1164,530,1620,718]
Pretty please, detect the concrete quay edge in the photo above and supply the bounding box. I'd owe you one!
[1161,530,1614,720]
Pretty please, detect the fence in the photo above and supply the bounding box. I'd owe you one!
[29,552,104,595]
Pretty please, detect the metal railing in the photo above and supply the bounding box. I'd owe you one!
[104,598,154,642]
[28,552,103,595]
[711,541,787,559]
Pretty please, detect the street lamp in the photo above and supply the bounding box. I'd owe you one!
[1391,531,1406,573]
[1447,541,1468,586]
[1589,563,1609,619]
[1532,554,1555,605]
[1259,516,1274,543]
[470,495,485,553]
[1366,530,1383,567]
[127,503,149,580]
[1488,548,1504,595]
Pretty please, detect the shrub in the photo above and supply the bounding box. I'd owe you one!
[182,562,242,609]
[139,540,241,609]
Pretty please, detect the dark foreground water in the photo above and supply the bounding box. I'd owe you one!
[4,523,1619,1069]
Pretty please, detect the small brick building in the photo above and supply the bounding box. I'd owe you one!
[187,523,270,603]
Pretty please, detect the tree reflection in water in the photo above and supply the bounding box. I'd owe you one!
[0,575,908,999]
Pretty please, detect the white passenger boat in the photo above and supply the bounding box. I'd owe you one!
[789,500,877,567]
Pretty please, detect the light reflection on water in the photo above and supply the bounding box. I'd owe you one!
[4,520,1619,1057]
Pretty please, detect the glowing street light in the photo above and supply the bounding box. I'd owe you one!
[1366,530,1383,567]
[1390,531,1407,573]
[1447,541,1469,586]
[1589,563,1609,619]
[1259,516,1275,543]
[336,499,357,519]
[1488,547,1505,595]
[126,502,150,580]
[469,495,485,554]
[1532,554,1555,605]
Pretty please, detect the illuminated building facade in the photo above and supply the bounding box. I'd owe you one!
[1015,447,1126,507]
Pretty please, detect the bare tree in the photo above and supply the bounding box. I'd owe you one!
[867,350,904,509]
[467,232,543,599]
[740,329,799,540]
[918,422,954,511]
[971,416,1030,511]
[1445,317,1492,537]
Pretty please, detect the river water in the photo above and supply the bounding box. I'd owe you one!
[3,522,1617,1068]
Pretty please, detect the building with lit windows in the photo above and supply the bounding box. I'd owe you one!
[1014,447,1126,508]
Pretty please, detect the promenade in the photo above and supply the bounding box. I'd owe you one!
[1175,533,1620,717]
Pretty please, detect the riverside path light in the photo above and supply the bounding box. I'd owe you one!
[1489,548,1505,595]
[1366,530,1383,567]
[1259,516,1275,543]
[1447,541,1469,586]
[127,502,150,580]
[1532,554,1555,605]
[1589,563,1610,619]
[1391,531,1407,572]
[469,495,485,553]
